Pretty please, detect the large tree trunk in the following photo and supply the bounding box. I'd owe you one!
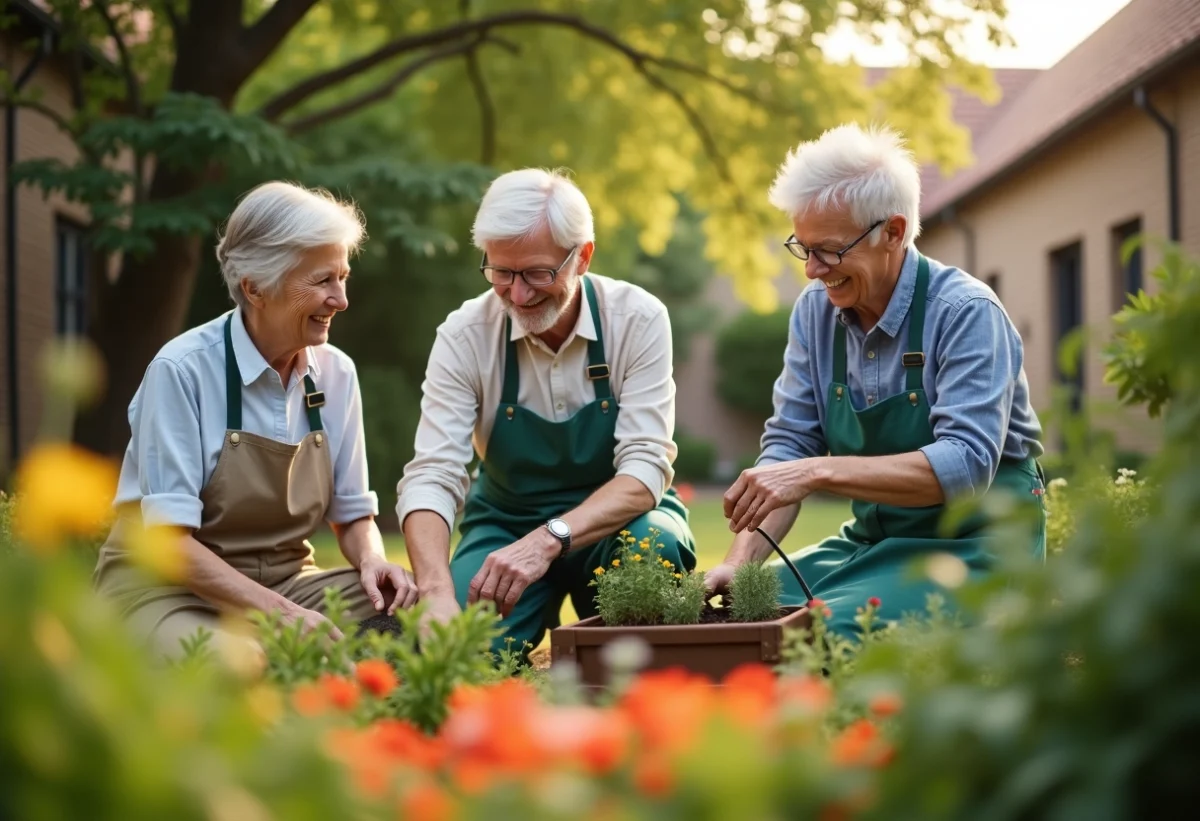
[73,166,205,457]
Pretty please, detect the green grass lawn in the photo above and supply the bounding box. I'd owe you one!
[310,493,852,636]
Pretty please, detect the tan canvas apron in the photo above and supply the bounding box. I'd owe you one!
[94,315,377,659]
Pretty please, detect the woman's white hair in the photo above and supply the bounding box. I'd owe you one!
[471,168,595,251]
[767,123,922,247]
[215,181,365,307]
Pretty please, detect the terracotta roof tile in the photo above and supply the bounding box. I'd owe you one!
[921,0,1200,218]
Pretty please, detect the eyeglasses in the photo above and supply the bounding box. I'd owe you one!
[783,220,884,266]
[480,246,578,287]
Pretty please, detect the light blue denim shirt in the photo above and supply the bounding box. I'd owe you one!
[758,246,1044,500]
[111,307,379,529]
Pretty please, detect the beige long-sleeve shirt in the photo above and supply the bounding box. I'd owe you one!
[395,273,677,533]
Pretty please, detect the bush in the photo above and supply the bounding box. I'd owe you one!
[714,307,792,419]
[728,561,783,622]
[672,429,717,482]
[590,529,707,626]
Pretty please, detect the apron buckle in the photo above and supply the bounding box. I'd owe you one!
[305,390,326,409]
[902,352,925,368]
[586,363,610,380]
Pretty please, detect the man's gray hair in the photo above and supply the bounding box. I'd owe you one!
[215,181,365,307]
[768,123,922,247]
[471,168,595,251]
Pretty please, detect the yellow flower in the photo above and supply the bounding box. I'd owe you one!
[619,529,631,537]
[126,518,188,584]
[662,559,673,568]
[639,538,650,551]
[631,554,643,562]
[674,573,682,579]
[13,443,118,550]
[611,559,621,567]
[594,567,605,575]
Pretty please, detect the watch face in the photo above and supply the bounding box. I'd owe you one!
[548,519,570,537]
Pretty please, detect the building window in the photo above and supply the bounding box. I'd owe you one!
[1050,241,1085,412]
[55,219,88,337]
[985,272,1001,300]
[1111,218,1143,309]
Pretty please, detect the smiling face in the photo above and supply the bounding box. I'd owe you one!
[790,207,907,325]
[484,224,593,336]
[248,243,351,355]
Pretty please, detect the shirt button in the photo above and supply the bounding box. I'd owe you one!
[867,350,876,359]
[556,402,564,410]
[867,394,875,404]
[553,362,559,369]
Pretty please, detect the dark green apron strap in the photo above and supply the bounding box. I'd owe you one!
[501,317,520,405]
[833,321,848,386]
[582,276,611,400]
[903,253,930,392]
[224,315,242,431]
[303,374,325,432]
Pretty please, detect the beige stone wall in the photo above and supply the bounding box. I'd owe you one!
[921,59,1200,454]
[0,30,95,474]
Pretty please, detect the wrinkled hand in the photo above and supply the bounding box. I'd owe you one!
[724,460,817,533]
[468,530,557,618]
[359,557,419,616]
[417,592,463,637]
[280,604,344,642]
[702,561,739,598]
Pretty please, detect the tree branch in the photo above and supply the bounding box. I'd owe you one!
[638,68,738,198]
[162,0,183,41]
[240,0,321,72]
[463,48,495,165]
[283,40,484,136]
[259,11,762,123]
[92,0,143,116]
[0,96,76,137]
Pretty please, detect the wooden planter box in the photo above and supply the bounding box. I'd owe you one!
[549,606,812,688]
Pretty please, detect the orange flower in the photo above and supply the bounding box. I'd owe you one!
[321,674,360,712]
[399,780,457,821]
[292,682,328,716]
[356,659,399,698]
[721,664,778,728]
[778,674,833,714]
[619,668,713,753]
[633,754,674,798]
[808,597,833,618]
[371,719,445,770]
[868,691,903,718]
[538,705,631,775]
[830,719,893,768]
[13,443,118,550]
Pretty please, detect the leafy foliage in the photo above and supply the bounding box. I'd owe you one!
[714,306,793,419]
[590,528,706,626]
[728,560,783,622]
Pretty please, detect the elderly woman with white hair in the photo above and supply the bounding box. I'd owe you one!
[711,123,1047,637]
[396,168,697,657]
[94,181,417,659]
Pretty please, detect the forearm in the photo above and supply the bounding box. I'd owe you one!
[561,475,656,551]
[180,534,290,614]
[331,516,387,570]
[723,504,800,566]
[402,510,455,597]
[812,451,944,507]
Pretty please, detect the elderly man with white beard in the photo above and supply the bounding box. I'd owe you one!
[396,168,697,657]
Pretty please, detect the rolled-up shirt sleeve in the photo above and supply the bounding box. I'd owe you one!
[396,327,480,533]
[613,305,676,502]
[758,296,827,466]
[919,297,1015,500]
[327,361,380,524]
[133,359,206,529]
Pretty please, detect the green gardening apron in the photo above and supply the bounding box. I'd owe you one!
[450,275,697,656]
[775,254,1046,637]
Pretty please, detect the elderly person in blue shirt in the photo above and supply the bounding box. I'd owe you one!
[709,123,1046,637]
[94,181,417,660]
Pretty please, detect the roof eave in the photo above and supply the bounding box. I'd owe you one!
[923,36,1200,228]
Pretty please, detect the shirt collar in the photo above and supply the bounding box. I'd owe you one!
[507,276,599,343]
[837,247,917,338]
[230,308,320,386]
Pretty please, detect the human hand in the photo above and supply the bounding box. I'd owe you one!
[702,561,740,598]
[723,460,818,533]
[467,529,558,617]
[279,603,345,642]
[417,592,463,636]
[359,557,420,616]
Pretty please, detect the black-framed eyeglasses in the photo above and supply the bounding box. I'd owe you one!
[784,220,884,266]
[480,246,578,287]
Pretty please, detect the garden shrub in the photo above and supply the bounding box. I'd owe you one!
[728,560,783,622]
[672,429,717,482]
[714,306,792,419]
[590,528,707,625]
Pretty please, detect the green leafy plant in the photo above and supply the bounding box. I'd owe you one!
[714,307,794,419]
[728,561,784,622]
[590,528,706,626]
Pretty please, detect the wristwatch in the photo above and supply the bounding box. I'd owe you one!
[544,518,572,558]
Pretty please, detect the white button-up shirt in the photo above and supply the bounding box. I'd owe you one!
[112,307,379,529]
[396,273,677,533]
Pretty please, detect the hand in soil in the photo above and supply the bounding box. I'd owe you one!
[703,561,738,597]
[417,593,462,637]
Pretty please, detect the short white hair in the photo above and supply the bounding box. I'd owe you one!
[767,123,921,247]
[471,168,595,251]
[215,181,365,307]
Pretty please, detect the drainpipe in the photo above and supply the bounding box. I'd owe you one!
[5,28,53,477]
[939,204,977,274]
[1133,85,1180,242]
